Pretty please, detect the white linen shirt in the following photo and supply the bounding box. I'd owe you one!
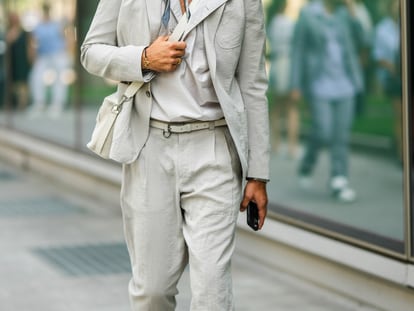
[150,0,223,122]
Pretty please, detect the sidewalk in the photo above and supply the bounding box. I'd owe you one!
[0,161,382,311]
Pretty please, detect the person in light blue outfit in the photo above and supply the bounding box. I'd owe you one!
[28,2,70,118]
[290,0,364,202]
[372,0,400,96]
[373,0,402,161]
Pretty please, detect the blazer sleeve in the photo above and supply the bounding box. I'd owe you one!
[236,0,270,180]
[80,0,149,82]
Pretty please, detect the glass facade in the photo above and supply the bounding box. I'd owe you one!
[0,0,412,261]
[265,0,406,257]
[0,0,112,150]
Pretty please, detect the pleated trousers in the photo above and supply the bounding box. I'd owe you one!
[120,125,242,311]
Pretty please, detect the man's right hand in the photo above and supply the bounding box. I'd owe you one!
[142,36,187,73]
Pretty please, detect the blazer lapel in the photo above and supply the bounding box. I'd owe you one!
[203,4,226,81]
[170,0,183,21]
[182,0,229,39]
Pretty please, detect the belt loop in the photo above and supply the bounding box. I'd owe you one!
[163,125,172,138]
[209,121,215,130]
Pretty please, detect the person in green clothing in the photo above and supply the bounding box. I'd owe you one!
[0,31,5,109]
[6,12,31,111]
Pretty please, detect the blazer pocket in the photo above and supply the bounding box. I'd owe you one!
[216,30,242,49]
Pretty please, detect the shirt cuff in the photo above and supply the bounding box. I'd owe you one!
[246,177,269,183]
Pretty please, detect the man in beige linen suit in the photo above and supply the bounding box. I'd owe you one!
[81,0,269,310]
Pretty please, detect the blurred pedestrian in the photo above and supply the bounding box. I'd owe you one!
[290,0,364,202]
[0,29,5,109]
[350,0,373,116]
[28,2,70,118]
[372,0,402,161]
[267,0,300,158]
[6,12,31,111]
[81,0,270,310]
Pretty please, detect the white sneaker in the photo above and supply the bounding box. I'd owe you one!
[330,176,356,203]
[337,187,356,203]
[330,175,348,190]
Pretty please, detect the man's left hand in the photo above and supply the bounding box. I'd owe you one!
[240,180,268,230]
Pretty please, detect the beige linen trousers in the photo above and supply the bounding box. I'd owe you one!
[121,126,242,310]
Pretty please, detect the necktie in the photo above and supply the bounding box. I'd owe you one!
[162,0,171,28]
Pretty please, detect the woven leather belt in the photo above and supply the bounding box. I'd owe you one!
[150,118,227,137]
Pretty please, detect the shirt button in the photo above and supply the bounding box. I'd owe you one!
[146,90,151,98]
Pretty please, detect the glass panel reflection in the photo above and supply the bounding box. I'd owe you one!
[1,0,77,145]
[0,3,6,125]
[266,0,405,252]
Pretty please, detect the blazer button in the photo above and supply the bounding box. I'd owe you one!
[146,90,151,98]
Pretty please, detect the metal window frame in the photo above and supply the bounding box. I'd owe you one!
[402,0,414,262]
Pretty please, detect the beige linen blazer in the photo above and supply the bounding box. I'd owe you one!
[81,0,270,180]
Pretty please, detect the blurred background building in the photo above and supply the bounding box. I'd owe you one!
[0,1,413,310]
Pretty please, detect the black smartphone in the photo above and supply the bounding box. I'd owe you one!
[247,201,259,231]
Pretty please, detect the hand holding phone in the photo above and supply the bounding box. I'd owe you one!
[247,201,259,231]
